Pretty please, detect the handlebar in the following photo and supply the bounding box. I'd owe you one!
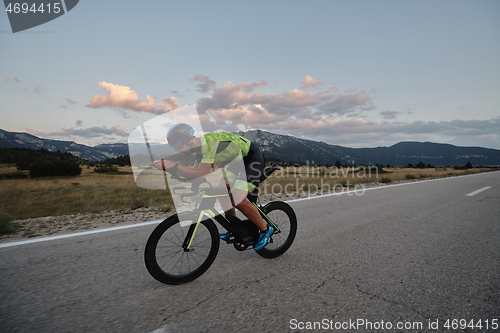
[260,163,280,182]
[171,177,212,203]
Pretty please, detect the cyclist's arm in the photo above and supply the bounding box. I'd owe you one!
[178,162,212,179]
[153,159,212,179]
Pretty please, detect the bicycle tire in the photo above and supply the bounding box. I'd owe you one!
[144,213,220,285]
[256,201,297,258]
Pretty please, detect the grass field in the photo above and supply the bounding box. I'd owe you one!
[0,164,171,220]
[0,163,497,220]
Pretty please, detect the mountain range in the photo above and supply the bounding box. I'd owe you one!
[1,128,500,166]
[0,129,129,162]
[239,130,500,166]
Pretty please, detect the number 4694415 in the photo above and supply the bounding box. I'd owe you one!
[5,2,62,14]
[444,319,498,330]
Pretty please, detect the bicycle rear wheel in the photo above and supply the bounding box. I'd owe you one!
[256,201,297,258]
[144,213,220,284]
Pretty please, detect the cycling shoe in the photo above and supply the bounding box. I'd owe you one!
[219,231,232,240]
[253,226,274,251]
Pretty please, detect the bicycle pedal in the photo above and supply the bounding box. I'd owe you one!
[234,242,250,251]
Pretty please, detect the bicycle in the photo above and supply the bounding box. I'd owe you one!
[144,164,297,285]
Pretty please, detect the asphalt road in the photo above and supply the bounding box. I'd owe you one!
[1,172,499,332]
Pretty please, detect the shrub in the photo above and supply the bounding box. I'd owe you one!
[160,204,173,213]
[16,158,31,170]
[339,180,353,187]
[102,155,131,166]
[94,164,119,173]
[302,183,318,191]
[29,160,82,178]
[130,197,146,210]
[0,213,16,235]
[405,174,417,180]
[380,177,392,183]
[453,162,473,170]
[416,161,427,169]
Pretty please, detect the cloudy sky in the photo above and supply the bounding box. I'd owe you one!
[1,0,499,149]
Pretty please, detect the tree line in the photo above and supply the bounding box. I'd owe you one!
[0,147,477,179]
[0,148,84,178]
[0,148,132,178]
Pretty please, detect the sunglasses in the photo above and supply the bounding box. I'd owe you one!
[169,141,185,151]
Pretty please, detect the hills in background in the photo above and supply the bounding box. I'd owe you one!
[1,128,500,166]
[239,130,500,166]
[0,129,129,162]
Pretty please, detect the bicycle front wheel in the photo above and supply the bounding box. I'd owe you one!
[256,201,297,258]
[144,213,220,285]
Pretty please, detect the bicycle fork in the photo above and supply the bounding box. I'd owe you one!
[182,211,211,251]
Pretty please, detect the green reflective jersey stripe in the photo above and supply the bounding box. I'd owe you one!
[199,132,251,164]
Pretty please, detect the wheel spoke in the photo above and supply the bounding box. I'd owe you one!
[147,215,219,281]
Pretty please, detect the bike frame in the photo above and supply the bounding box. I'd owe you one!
[181,189,280,251]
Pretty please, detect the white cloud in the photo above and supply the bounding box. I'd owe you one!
[195,74,500,148]
[301,75,322,88]
[78,75,500,149]
[87,82,183,114]
[196,76,375,131]
[192,74,217,93]
[278,117,500,148]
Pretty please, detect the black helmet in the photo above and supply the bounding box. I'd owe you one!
[167,123,195,150]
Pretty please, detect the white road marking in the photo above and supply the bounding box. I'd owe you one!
[288,171,497,202]
[0,220,161,248]
[1,171,498,248]
[466,186,492,197]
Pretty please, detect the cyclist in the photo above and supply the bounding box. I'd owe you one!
[152,123,274,251]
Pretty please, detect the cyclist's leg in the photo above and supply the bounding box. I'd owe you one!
[216,175,265,230]
[243,144,265,199]
[216,177,236,215]
[218,145,269,234]
[234,146,268,231]
[232,189,267,231]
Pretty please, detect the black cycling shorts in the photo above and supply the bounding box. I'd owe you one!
[243,143,265,202]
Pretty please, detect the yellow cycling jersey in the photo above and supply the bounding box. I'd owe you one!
[199,132,252,165]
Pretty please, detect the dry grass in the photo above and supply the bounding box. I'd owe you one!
[0,163,497,220]
[0,165,172,219]
[0,164,20,173]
